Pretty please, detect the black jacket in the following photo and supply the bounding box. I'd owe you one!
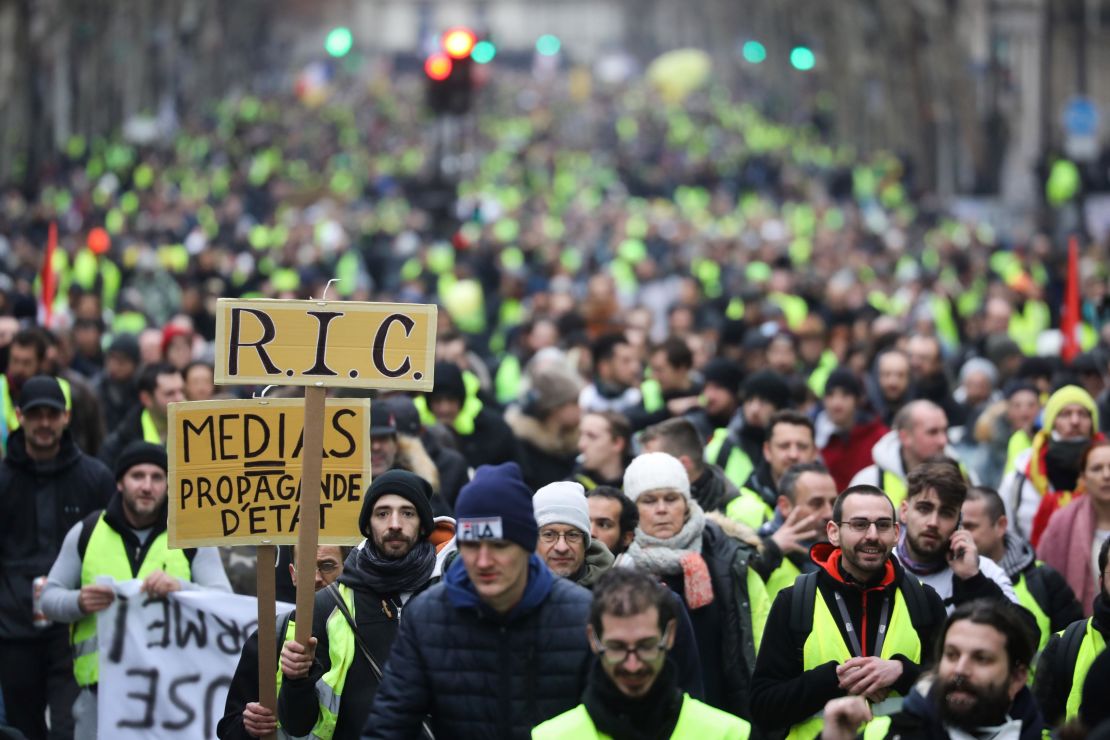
[1034,592,1110,725]
[450,408,517,472]
[505,407,578,491]
[691,464,740,514]
[420,431,468,512]
[98,405,151,468]
[217,611,291,740]
[750,545,947,732]
[0,429,115,640]
[362,556,592,739]
[870,681,1046,740]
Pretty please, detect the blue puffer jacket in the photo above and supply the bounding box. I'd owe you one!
[362,554,592,739]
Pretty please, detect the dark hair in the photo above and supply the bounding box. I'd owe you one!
[640,417,704,467]
[591,333,630,365]
[651,337,693,371]
[832,484,896,523]
[590,568,675,636]
[779,461,832,504]
[587,486,638,539]
[965,486,1005,524]
[1080,440,1110,475]
[940,599,1036,673]
[293,544,353,562]
[766,409,815,443]
[585,411,633,462]
[11,328,48,362]
[138,362,182,396]
[183,360,214,379]
[906,460,968,509]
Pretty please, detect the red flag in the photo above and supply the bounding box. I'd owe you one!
[1061,235,1080,364]
[40,222,57,328]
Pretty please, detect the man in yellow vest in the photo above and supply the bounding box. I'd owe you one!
[97,362,184,467]
[0,328,73,456]
[217,543,350,740]
[961,486,1082,654]
[750,484,946,740]
[532,568,749,739]
[39,441,231,739]
[758,461,837,600]
[1034,537,1109,726]
[822,600,1046,740]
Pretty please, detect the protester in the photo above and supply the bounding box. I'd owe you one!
[416,361,517,471]
[98,362,184,465]
[817,368,890,491]
[0,375,115,740]
[182,360,215,402]
[92,333,140,432]
[218,544,349,740]
[751,483,946,739]
[378,394,468,513]
[867,349,914,428]
[362,462,592,738]
[579,333,643,414]
[278,470,449,740]
[894,461,1022,611]
[621,451,769,719]
[850,400,956,507]
[821,600,1045,740]
[532,568,750,739]
[640,417,740,514]
[961,486,1083,651]
[1,329,76,456]
[732,370,793,479]
[759,461,838,599]
[572,410,632,491]
[1037,439,1110,617]
[40,441,232,739]
[688,358,747,480]
[732,410,818,529]
[587,486,638,557]
[627,338,702,431]
[533,481,614,587]
[1035,536,1110,725]
[506,363,583,489]
[999,385,1101,546]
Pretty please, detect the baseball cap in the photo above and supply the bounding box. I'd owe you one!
[17,375,66,413]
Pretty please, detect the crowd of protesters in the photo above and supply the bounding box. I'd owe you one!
[1,67,1109,739]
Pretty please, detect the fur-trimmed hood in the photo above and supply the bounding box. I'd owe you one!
[504,406,579,458]
[705,510,764,552]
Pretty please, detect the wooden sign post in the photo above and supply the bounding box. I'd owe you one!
[209,297,436,737]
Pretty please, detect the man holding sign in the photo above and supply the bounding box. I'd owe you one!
[40,441,231,740]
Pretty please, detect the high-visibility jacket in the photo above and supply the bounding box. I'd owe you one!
[1049,617,1107,722]
[725,488,774,530]
[308,584,359,740]
[785,575,923,740]
[765,557,802,602]
[1012,566,1052,654]
[532,693,751,739]
[71,514,191,686]
[705,428,753,491]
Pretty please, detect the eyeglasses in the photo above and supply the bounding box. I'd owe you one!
[539,529,585,545]
[591,625,673,665]
[316,561,340,575]
[839,518,895,533]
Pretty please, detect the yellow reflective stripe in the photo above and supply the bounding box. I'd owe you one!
[311,584,357,740]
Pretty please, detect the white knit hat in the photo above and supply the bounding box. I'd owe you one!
[533,481,591,547]
[623,452,691,502]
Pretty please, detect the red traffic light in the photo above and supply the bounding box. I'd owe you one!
[442,27,476,59]
[425,53,453,81]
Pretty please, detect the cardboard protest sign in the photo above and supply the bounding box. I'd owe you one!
[97,580,292,740]
[167,398,370,548]
[213,298,436,391]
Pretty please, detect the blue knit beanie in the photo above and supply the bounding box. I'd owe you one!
[455,462,537,552]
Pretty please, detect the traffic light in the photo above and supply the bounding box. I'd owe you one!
[325,27,353,58]
[789,45,816,71]
[425,27,476,115]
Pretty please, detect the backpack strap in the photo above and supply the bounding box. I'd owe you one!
[789,570,820,639]
[76,510,104,561]
[1053,619,1089,702]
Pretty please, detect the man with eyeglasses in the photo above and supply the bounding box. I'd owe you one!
[533,568,750,739]
[751,484,946,740]
[279,470,451,739]
[533,481,614,587]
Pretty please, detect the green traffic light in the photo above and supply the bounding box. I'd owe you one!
[742,41,767,64]
[790,46,816,71]
[536,34,561,56]
[325,27,353,58]
[472,40,496,64]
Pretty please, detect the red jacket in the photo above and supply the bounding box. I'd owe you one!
[820,415,889,491]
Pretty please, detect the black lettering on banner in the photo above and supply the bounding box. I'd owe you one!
[304,311,344,376]
[146,599,170,650]
[217,414,239,460]
[244,413,270,458]
[117,668,158,729]
[173,601,208,649]
[205,676,233,739]
[211,615,245,655]
[237,475,252,507]
[372,313,415,378]
[228,308,280,376]
[216,476,233,504]
[162,673,200,731]
[221,510,239,536]
[248,506,266,534]
[349,474,362,502]
[197,477,216,509]
[179,479,193,509]
[273,503,291,530]
[276,475,296,501]
[108,596,130,663]
[182,416,215,465]
[329,408,357,458]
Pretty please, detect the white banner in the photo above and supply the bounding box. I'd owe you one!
[96,579,289,740]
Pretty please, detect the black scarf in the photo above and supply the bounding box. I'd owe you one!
[1045,438,1088,492]
[582,659,684,740]
[339,538,437,596]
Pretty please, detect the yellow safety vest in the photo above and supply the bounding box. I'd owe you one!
[140,409,164,444]
[72,514,192,686]
[1064,618,1106,721]
[765,558,802,602]
[641,379,664,414]
[532,694,751,739]
[705,429,753,490]
[310,584,358,740]
[877,468,907,509]
[1012,568,1051,654]
[785,582,921,740]
[724,488,773,530]
[414,370,483,436]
